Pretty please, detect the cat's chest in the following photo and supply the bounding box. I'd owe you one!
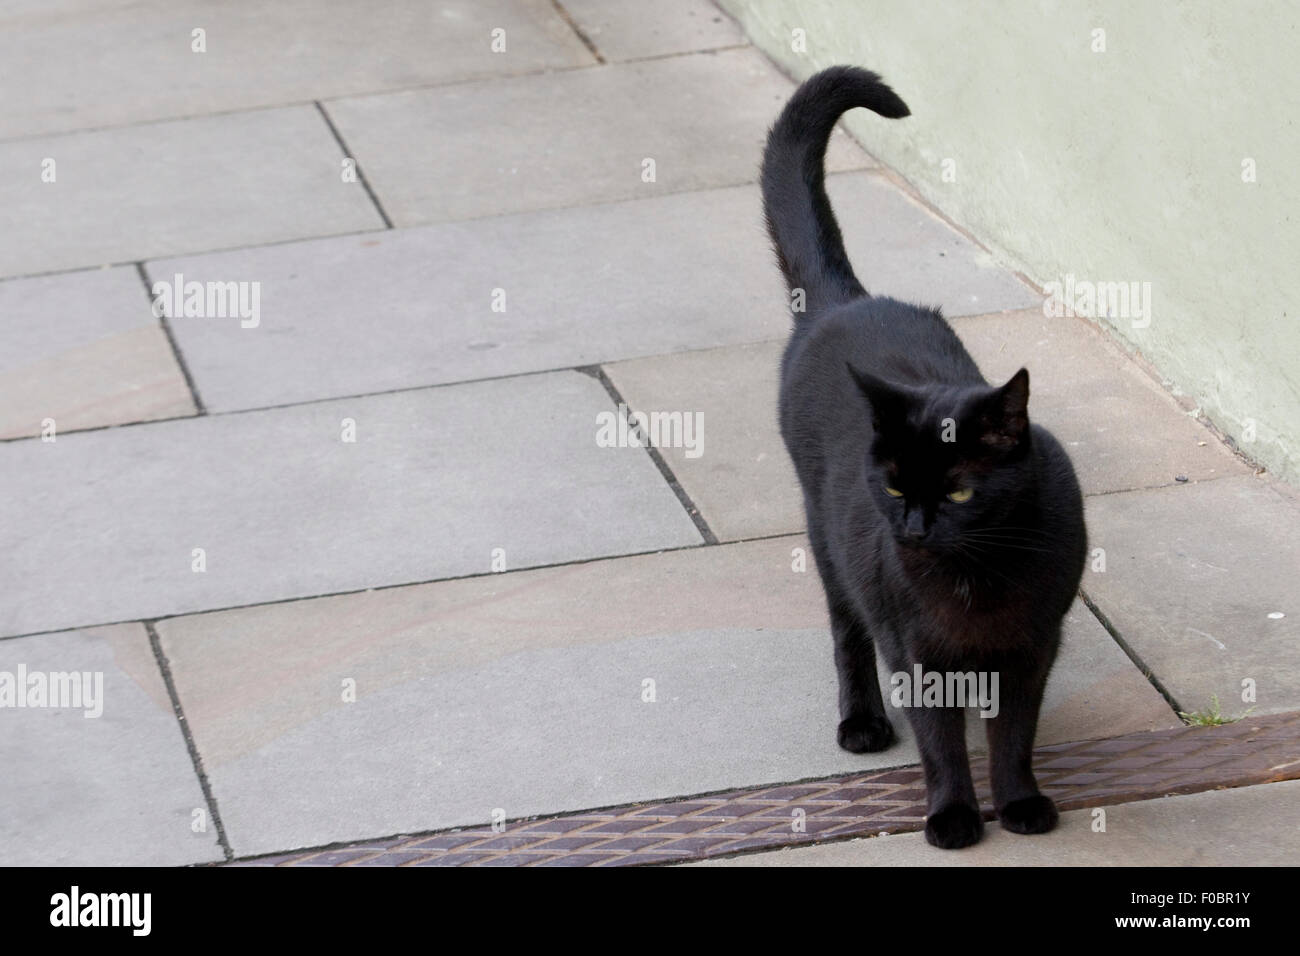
[926,592,1031,651]
[888,575,1037,659]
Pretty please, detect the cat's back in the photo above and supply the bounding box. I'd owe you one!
[781,296,984,426]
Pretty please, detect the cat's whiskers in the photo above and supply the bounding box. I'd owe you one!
[948,541,1036,595]
[960,528,1058,554]
[960,540,1056,554]
[962,526,1056,540]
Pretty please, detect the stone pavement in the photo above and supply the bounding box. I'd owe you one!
[1,1,1296,866]
[232,711,1300,866]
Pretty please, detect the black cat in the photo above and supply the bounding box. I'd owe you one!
[762,67,1087,849]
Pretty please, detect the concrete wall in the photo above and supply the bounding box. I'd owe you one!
[720,0,1299,485]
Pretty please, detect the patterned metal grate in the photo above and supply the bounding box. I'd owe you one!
[232,710,1300,867]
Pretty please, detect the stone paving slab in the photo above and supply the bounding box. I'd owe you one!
[322,47,873,226]
[0,106,383,280]
[821,175,1042,316]
[158,535,1171,856]
[606,308,1245,541]
[0,266,195,439]
[151,172,1034,413]
[0,623,223,866]
[954,309,1248,494]
[1082,475,1300,716]
[562,0,746,61]
[694,778,1300,866]
[0,371,700,638]
[245,710,1300,866]
[604,341,800,541]
[0,0,592,140]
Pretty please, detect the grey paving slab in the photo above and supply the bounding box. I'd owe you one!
[954,309,1249,494]
[825,174,1040,314]
[322,47,873,226]
[1082,475,1300,717]
[0,623,223,865]
[605,341,801,541]
[1047,601,1180,745]
[158,535,1171,855]
[152,172,1033,413]
[0,106,383,280]
[562,0,746,61]
[0,371,700,638]
[692,779,1300,866]
[0,267,196,439]
[0,0,593,140]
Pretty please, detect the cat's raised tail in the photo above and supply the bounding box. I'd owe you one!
[761,66,909,314]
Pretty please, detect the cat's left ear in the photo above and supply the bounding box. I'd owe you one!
[977,368,1030,450]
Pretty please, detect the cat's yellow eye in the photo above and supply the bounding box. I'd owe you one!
[884,486,904,498]
[947,488,974,503]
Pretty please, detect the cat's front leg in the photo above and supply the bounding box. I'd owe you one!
[906,702,983,848]
[984,654,1058,835]
[819,568,896,753]
[832,618,895,753]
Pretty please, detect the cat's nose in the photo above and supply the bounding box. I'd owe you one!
[903,511,928,540]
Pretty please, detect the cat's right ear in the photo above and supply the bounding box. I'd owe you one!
[847,363,904,432]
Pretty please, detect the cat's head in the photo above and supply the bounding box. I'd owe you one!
[849,364,1034,555]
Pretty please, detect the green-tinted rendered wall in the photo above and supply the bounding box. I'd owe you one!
[720,0,1298,484]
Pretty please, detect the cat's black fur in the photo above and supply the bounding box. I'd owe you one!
[763,67,1087,849]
